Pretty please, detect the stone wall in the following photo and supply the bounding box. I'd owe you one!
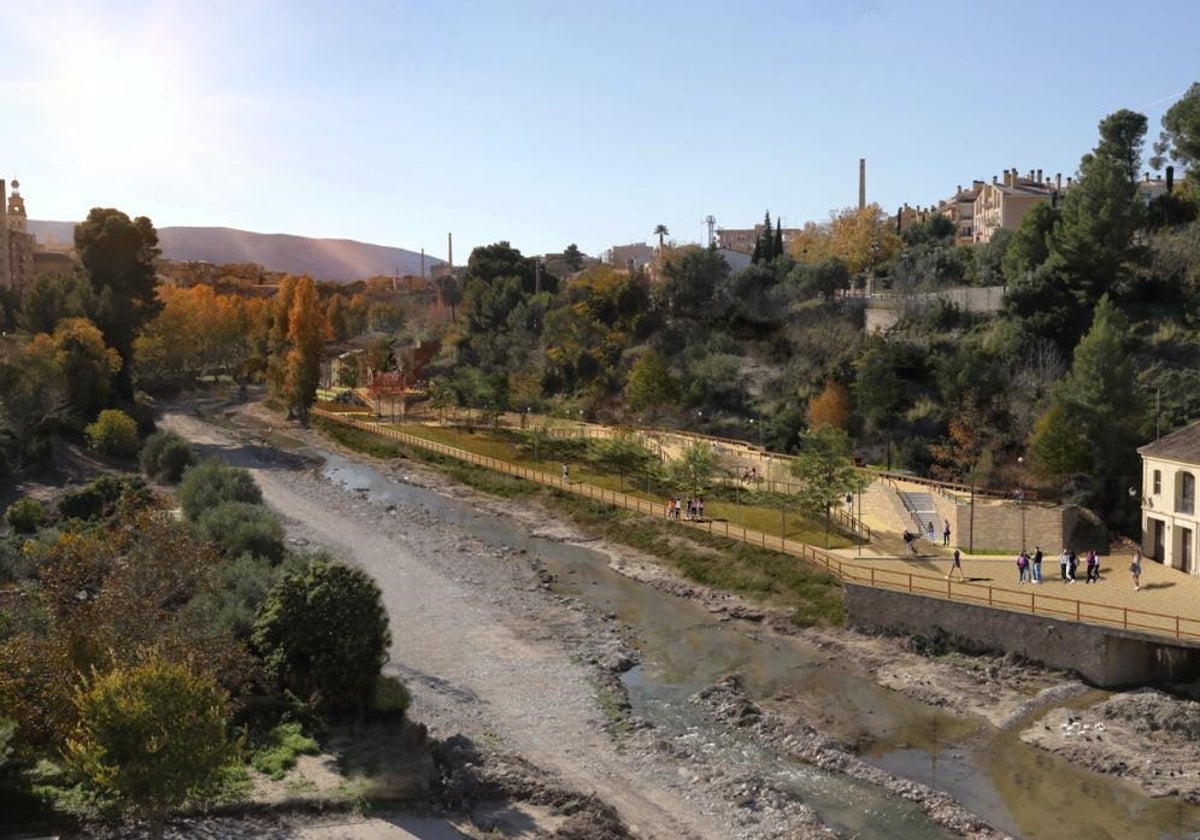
[845,584,1200,687]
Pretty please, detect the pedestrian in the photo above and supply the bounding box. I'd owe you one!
[926,521,935,542]
[1085,550,1100,583]
[1031,546,1043,584]
[697,497,705,521]
[846,493,854,514]
[1059,548,1070,582]
[673,497,681,519]
[1130,549,1142,590]
[943,518,951,546]
[1016,549,1029,583]
[903,530,916,557]
[561,463,569,485]
[1067,550,1079,582]
[947,548,965,581]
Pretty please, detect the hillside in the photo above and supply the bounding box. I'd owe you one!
[27,221,444,283]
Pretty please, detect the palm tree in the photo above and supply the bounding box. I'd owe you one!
[653,224,669,250]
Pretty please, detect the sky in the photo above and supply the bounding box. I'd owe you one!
[0,0,1197,262]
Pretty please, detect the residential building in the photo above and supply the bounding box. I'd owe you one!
[1137,421,1200,573]
[1136,171,1170,205]
[937,181,985,245]
[972,169,1061,244]
[1,179,36,292]
[606,242,655,271]
[716,224,803,256]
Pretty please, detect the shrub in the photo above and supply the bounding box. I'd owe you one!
[140,431,197,484]
[4,498,46,534]
[249,721,319,780]
[64,657,238,832]
[177,459,262,523]
[253,560,391,717]
[84,410,140,460]
[58,475,150,522]
[194,502,285,564]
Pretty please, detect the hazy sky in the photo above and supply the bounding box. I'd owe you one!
[1,1,1196,260]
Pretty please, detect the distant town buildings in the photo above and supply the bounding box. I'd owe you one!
[715,224,804,256]
[605,242,655,271]
[1,179,36,291]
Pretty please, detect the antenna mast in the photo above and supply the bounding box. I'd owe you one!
[704,215,716,247]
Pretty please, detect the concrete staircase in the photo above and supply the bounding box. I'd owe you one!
[898,490,939,540]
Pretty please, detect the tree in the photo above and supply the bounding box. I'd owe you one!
[253,560,391,716]
[194,501,286,564]
[807,381,852,431]
[19,272,97,335]
[593,432,654,491]
[1096,108,1149,186]
[1151,82,1200,170]
[654,246,729,322]
[1000,201,1057,283]
[653,224,669,250]
[788,427,863,546]
[1055,295,1144,521]
[668,440,719,500]
[74,208,162,399]
[65,657,237,839]
[281,276,327,421]
[435,274,461,322]
[26,317,121,422]
[1026,401,1092,479]
[624,351,680,414]
[562,243,585,272]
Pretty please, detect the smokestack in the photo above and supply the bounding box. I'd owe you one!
[858,158,866,211]
[1037,169,1043,183]
[1056,173,1062,191]
[420,248,425,279]
[447,233,453,270]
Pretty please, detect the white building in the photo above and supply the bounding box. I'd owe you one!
[1137,421,1200,572]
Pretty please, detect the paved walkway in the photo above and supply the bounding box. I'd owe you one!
[316,410,1200,644]
[832,478,1200,642]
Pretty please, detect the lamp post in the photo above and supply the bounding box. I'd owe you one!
[1017,456,1026,552]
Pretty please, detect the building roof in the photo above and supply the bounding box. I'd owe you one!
[1138,419,1200,463]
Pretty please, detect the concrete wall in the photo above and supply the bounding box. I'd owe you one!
[845,584,1200,687]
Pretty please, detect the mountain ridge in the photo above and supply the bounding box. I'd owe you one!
[26,221,444,283]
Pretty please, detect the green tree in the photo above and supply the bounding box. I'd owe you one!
[668,440,719,499]
[1151,82,1200,170]
[562,243,585,271]
[1095,108,1149,185]
[655,245,730,323]
[29,317,121,421]
[253,560,391,716]
[1000,201,1057,283]
[788,426,863,546]
[653,224,669,250]
[74,208,162,400]
[19,272,97,335]
[1026,401,1092,479]
[593,432,654,491]
[65,657,237,839]
[1055,295,1144,521]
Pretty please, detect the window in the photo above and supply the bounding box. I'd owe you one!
[1154,470,1162,495]
[1180,472,1196,516]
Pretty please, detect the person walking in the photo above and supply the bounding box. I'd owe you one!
[947,548,965,581]
[1085,550,1100,583]
[1130,549,1143,590]
[942,519,951,546]
[561,463,569,485]
[1031,546,1043,584]
[926,521,936,543]
[1059,548,1070,582]
[1016,549,1029,583]
[903,530,916,557]
[1067,550,1079,582]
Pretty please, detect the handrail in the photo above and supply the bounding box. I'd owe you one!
[311,409,1199,643]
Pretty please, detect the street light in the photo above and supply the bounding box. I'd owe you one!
[1017,456,1026,552]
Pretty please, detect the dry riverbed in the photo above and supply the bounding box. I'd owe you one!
[156,395,1200,836]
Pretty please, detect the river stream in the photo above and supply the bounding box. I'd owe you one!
[318,451,1200,840]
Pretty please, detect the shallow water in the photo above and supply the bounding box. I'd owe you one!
[318,451,1200,839]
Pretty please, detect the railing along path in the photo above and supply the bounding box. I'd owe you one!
[312,409,1200,644]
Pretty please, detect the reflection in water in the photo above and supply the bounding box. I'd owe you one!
[318,450,1200,839]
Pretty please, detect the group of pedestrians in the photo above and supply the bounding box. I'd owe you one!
[665,496,704,521]
[942,544,1146,590]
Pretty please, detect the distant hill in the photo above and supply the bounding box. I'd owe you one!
[27,221,444,283]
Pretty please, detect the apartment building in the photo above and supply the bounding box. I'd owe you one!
[972,169,1061,244]
[938,181,985,245]
[1138,421,1200,574]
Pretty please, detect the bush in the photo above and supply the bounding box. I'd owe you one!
[64,657,238,831]
[84,410,140,460]
[194,502,285,564]
[178,459,262,523]
[140,431,196,483]
[249,721,319,780]
[253,560,391,717]
[58,475,151,522]
[4,498,46,534]
[0,534,37,583]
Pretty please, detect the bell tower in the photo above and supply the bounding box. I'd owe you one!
[7,179,26,232]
